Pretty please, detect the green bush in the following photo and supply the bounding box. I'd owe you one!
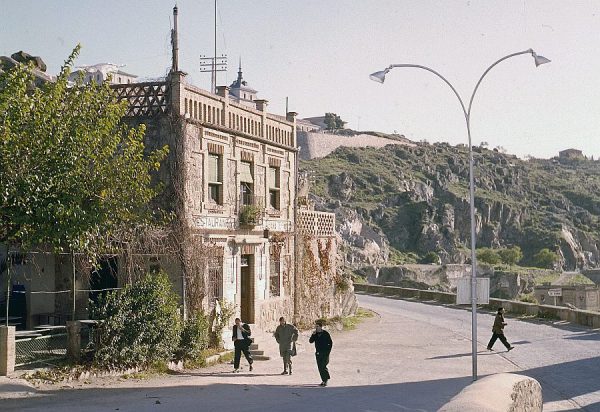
[176,311,210,361]
[421,251,440,264]
[533,248,560,269]
[477,248,501,265]
[239,204,262,226]
[90,272,182,369]
[498,246,523,265]
[518,293,538,304]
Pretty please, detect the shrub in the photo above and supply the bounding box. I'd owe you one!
[518,293,538,304]
[421,251,440,264]
[211,300,236,349]
[90,272,182,369]
[533,248,559,269]
[176,311,210,361]
[477,248,501,265]
[498,246,523,265]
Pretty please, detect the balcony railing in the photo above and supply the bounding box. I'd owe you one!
[297,210,336,237]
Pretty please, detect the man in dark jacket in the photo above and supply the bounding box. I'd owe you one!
[309,319,333,386]
[232,318,253,372]
[487,307,514,351]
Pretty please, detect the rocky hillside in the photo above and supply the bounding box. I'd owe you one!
[301,142,600,271]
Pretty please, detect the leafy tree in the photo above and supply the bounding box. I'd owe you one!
[0,46,168,258]
[498,246,523,265]
[532,248,560,269]
[324,112,345,132]
[476,247,501,265]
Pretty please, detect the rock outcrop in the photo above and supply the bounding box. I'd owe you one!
[301,142,600,271]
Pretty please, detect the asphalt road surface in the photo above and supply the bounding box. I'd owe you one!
[2,293,598,411]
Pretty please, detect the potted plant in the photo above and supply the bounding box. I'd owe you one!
[239,204,262,227]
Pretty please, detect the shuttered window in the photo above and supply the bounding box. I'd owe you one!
[208,154,221,183]
[240,161,253,183]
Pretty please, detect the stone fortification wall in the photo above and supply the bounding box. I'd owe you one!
[297,131,415,160]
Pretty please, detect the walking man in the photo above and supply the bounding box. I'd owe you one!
[309,319,333,386]
[274,316,299,375]
[232,318,254,372]
[487,307,514,352]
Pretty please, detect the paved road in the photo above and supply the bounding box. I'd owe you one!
[2,294,598,411]
[360,294,600,411]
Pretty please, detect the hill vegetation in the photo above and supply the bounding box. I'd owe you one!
[301,142,600,270]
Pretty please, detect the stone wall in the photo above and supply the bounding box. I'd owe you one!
[295,236,358,327]
[355,283,600,329]
[297,131,414,160]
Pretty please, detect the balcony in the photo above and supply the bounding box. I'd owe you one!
[239,194,264,228]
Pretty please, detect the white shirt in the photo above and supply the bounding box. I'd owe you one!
[236,325,244,340]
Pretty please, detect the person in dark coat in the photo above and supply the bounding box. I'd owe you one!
[232,318,254,372]
[309,319,333,386]
[487,307,514,351]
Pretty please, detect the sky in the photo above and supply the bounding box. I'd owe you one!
[2,0,599,159]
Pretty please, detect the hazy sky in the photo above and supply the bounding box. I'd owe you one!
[2,1,599,159]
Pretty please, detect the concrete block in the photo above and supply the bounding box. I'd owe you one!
[439,373,542,412]
[0,326,16,376]
[66,321,81,363]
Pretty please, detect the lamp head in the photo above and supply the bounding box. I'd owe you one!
[530,49,551,67]
[369,69,389,84]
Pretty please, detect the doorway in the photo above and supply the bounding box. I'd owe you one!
[240,254,254,323]
[89,257,118,305]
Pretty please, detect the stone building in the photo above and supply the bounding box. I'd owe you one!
[0,7,353,333]
[68,63,138,85]
[534,285,599,312]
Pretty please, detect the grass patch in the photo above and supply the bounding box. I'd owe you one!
[184,348,233,369]
[341,307,376,331]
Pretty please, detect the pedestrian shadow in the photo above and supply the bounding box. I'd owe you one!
[426,351,498,360]
[189,372,283,378]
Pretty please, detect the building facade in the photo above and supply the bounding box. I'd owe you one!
[112,69,317,331]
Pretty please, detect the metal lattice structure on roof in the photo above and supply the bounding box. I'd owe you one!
[111,82,169,117]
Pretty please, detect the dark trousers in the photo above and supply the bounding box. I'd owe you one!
[315,352,330,382]
[487,332,510,349]
[234,339,253,369]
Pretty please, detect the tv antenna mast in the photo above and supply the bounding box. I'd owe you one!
[200,0,227,93]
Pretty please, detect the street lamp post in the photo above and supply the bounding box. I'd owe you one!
[370,49,550,380]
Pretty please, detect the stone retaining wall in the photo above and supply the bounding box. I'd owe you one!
[297,131,414,160]
[354,283,600,329]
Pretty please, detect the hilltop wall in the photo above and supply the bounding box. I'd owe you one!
[297,131,414,160]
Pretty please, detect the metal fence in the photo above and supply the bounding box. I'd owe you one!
[15,333,67,367]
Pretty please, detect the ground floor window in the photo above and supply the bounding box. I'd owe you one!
[207,257,223,310]
[270,258,281,297]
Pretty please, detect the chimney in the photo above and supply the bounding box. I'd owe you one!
[171,5,179,73]
[216,85,229,98]
[255,99,268,112]
[286,111,298,122]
